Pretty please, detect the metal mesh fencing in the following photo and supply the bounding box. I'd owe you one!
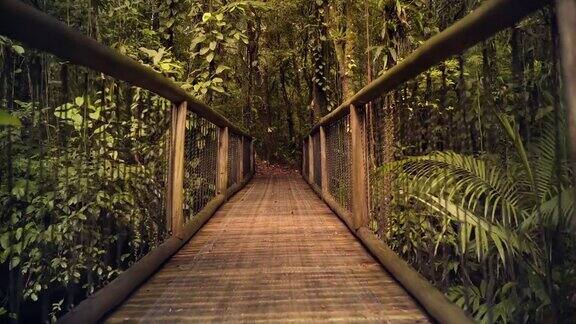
[312,132,322,188]
[325,116,352,211]
[182,114,218,222]
[0,53,171,320]
[243,138,251,177]
[366,95,395,235]
[227,133,240,188]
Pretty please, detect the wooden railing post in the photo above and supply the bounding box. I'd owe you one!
[320,126,328,195]
[217,127,229,196]
[302,139,306,174]
[350,104,369,230]
[170,101,187,238]
[238,137,244,182]
[308,135,314,184]
[250,139,255,174]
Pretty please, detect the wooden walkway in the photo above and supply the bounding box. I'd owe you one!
[106,174,430,323]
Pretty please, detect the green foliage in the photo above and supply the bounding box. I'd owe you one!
[0,110,21,127]
[0,69,171,320]
[376,114,575,321]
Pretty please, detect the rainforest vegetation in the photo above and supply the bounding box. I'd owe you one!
[0,0,574,322]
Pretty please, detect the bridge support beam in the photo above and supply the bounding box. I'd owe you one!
[217,127,229,197]
[169,101,187,238]
[350,104,369,230]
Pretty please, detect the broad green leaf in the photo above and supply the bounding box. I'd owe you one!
[139,47,157,58]
[0,110,21,127]
[9,256,20,270]
[206,52,214,63]
[11,45,24,55]
[153,47,165,65]
[75,96,85,106]
[0,233,9,250]
[211,85,225,93]
[216,65,229,74]
[202,13,212,22]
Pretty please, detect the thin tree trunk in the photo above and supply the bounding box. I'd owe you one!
[280,64,295,141]
[557,0,576,202]
[329,1,357,101]
[311,0,328,122]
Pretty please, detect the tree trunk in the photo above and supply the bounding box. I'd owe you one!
[557,0,576,199]
[245,17,261,128]
[328,1,358,101]
[511,27,528,139]
[311,0,329,122]
[280,63,295,141]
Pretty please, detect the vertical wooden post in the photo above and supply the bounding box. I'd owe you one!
[170,101,187,238]
[250,139,255,174]
[217,127,229,196]
[166,106,178,233]
[302,139,306,175]
[350,104,369,230]
[320,126,328,196]
[238,136,244,183]
[308,135,314,184]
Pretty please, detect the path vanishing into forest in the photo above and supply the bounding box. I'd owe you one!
[105,173,430,323]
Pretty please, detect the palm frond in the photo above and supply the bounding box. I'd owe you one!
[529,116,572,202]
[496,113,535,189]
[378,151,528,226]
[405,192,532,263]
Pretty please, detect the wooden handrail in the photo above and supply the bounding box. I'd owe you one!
[0,0,250,138]
[311,0,548,132]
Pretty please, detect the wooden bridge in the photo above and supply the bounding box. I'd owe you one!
[1,0,573,323]
[106,174,430,323]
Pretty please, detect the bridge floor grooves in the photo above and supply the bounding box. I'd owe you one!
[106,174,431,323]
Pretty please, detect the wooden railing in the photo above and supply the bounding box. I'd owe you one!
[0,0,254,322]
[302,0,557,323]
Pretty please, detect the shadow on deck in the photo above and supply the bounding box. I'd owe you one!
[105,174,430,323]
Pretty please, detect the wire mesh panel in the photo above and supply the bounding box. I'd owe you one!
[227,133,240,188]
[182,114,218,222]
[243,137,251,177]
[325,116,352,211]
[312,131,322,188]
[0,52,171,321]
[366,95,395,235]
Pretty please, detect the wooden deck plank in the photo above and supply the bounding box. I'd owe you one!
[105,174,431,323]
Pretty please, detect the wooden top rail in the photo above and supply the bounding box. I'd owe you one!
[311,0,548,132]
[0,0,250,138]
